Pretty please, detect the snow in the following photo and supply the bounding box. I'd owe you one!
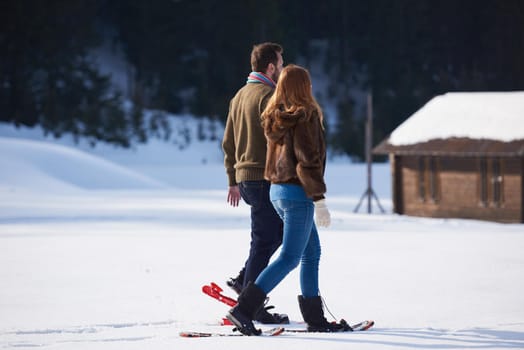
[1,120,523,349]
[0,137,165,191]
[389,91,524,145]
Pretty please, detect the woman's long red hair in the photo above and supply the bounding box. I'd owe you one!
[262,64,324,126]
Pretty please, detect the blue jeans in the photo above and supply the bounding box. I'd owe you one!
[255,184,321,297]
[239,180,283,288]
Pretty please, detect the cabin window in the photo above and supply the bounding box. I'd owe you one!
[478,158,504,207]
[428,157,439,202]
[418,157,426,201]
[418,156,440,203]
[479,158,488,206]
[492,158,503,207]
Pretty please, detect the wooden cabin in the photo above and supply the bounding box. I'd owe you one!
[373,92,524,223]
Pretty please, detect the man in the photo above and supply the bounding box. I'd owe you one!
[222,42,287,324]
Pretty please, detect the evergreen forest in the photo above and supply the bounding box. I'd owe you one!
[2,0,523,159]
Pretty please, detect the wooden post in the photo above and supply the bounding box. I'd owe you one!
[366,93,372,213]
[354,92,385,214]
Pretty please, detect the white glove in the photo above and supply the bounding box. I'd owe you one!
[314,199,331,228]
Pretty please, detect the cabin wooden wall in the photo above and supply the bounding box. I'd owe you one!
[393,155,523,223]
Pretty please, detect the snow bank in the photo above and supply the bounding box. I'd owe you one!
[0,137,165,191]
[389,91,524,145]
[0,115,224,167]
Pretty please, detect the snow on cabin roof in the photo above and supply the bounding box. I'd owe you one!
[389,91,524,146]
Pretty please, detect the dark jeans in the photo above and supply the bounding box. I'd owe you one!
[239,180,283,288]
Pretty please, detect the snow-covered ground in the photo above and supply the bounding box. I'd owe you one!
[0,122,523,349]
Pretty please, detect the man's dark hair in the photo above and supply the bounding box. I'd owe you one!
[250,42,283,72]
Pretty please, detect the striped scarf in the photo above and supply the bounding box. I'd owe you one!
[246,71,276,88]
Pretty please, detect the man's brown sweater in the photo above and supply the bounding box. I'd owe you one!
[222,83,274,186]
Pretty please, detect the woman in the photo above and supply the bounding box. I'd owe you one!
[226,64,350,335]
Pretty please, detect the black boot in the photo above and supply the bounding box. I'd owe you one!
[226,269,245,295]
[226,282,266,335]
[298,295,352,332]
[227,270,289,325]
[254,305,290,324]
